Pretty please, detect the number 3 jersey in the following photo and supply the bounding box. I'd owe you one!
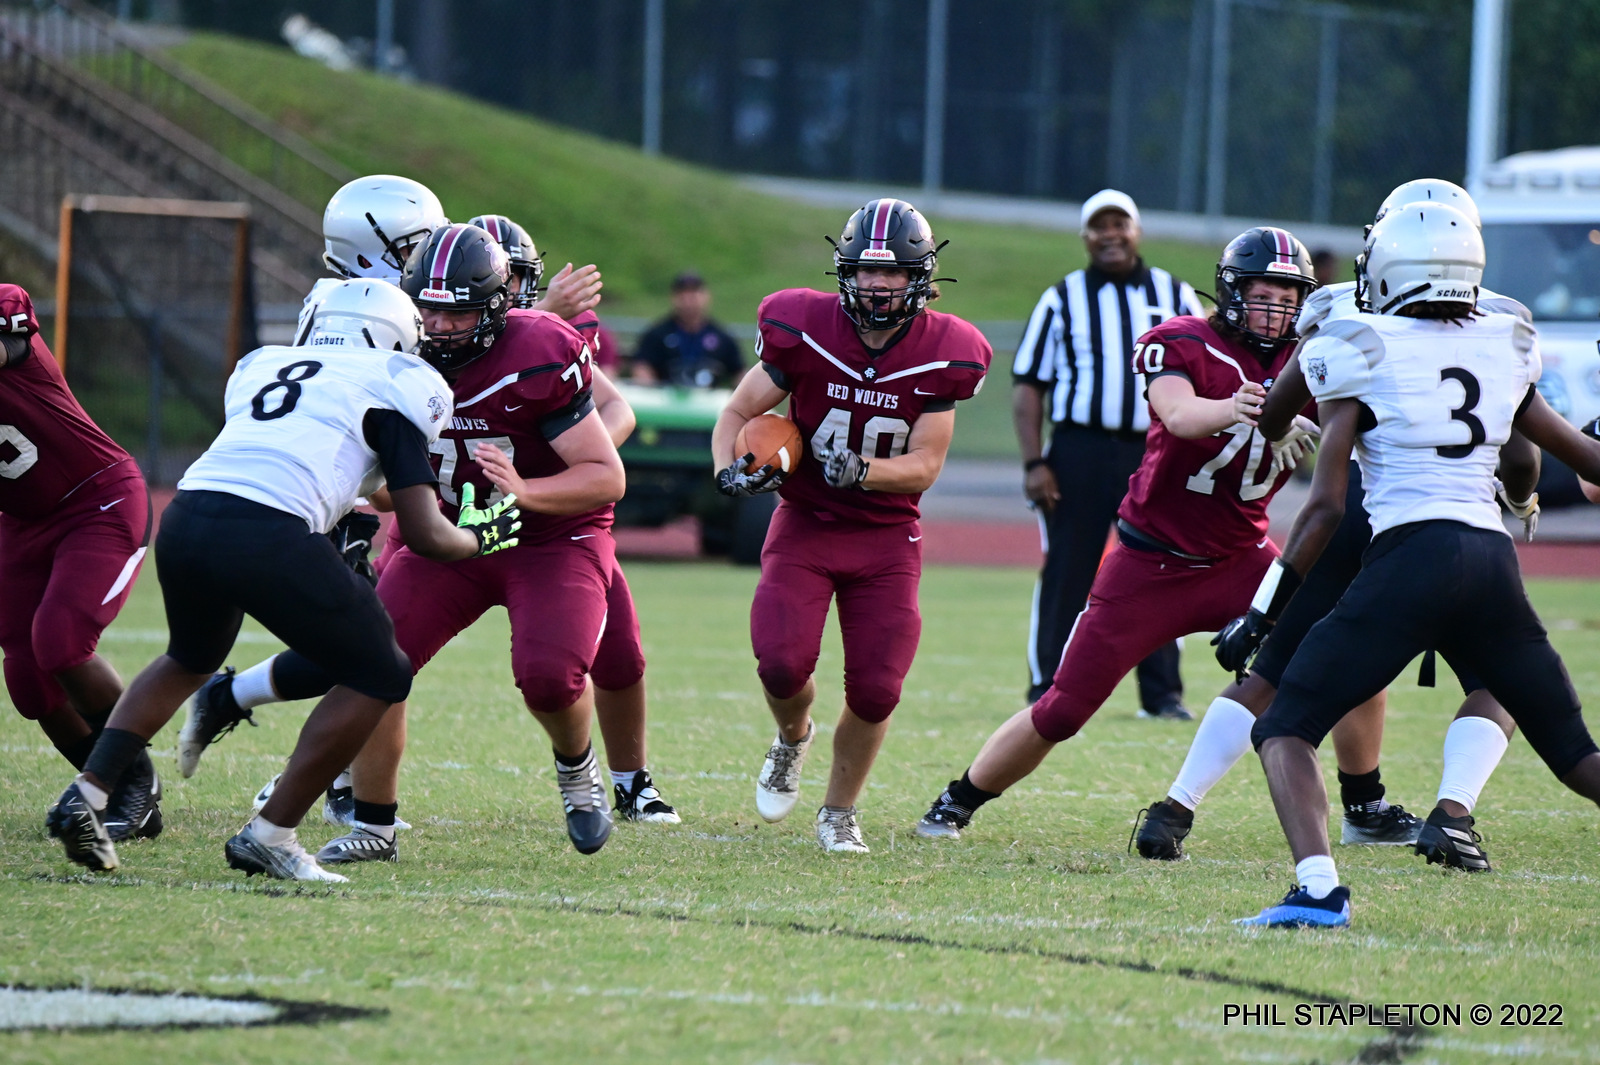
[427,308,607,543]
[1299,311,1539,537]
[755,288,992,526]
[1117,316,1298,558]
[178,344,453,534]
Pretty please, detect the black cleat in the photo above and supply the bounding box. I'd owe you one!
[178,667,253,778]
[1341,802,1422,845]
[1137,702,1195,721]
[1415,807,1491,872]
[323,783,357,827]
[104,751,163,842]
[614,770,681,824]
[47,781,118,872]
[1132,800,1193,860]
[556,749,613,855]
[914,789,974,840]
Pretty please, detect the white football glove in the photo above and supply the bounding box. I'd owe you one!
[1496,481,1539,542]
[1269,415,1321,477]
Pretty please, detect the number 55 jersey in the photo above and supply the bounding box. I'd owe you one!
[1299,310,1539,537]
[178,346,453,534]
[755,288,991,525]
[1118,316,1299,558]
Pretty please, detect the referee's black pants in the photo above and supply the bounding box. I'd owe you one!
[1027,421,1183,710]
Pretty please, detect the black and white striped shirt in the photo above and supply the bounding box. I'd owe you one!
[1013,262,1203,434]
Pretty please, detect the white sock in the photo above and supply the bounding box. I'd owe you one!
[359,821,396,841]
[232,656,281,709]
[1295,854,1340,899]
[332,769,353,791]
[610,768,641,791]
[74,774,108,811]
[1437,716,1510,814]
[247,815,295,847]
[1167,697,1257,810]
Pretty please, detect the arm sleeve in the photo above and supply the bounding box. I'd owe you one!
[539,390,596,440]
[1012,284,1062,384]
[363,408,438,491]
[1,334,29,367]
[762,361,792,391]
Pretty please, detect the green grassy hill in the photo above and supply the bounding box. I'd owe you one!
[167,34,1220,326]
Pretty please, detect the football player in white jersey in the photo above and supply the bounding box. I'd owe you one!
[1232,203,1600,927]
[1136,180,1539,867]
[47,281,522,881]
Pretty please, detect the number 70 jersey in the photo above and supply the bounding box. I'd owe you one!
[1300,311,1539,537]
[178,344,453,534]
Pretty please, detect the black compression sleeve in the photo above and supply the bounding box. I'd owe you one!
[362,408,438,491]
[539,390,596,440]
[1,334,30,367]
[1516,384,1537,418]
[762,361,791,391]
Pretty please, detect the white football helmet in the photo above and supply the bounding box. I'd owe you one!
[1363,202,1484,315]
[1374,178,1480,229]
[322,175,447,280]
[300,278,426,354]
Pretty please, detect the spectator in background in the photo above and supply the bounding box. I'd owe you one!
[1311,248,1340,287]
[632,272,743,388]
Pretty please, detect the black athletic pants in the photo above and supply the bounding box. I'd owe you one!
[1253,520,1597,778]
[1028,421,1183,709]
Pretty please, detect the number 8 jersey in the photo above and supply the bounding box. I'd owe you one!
[755,288,991,526]
[179,344,453,534]
[1299,310,1539,537]
[1117,316,1299,558]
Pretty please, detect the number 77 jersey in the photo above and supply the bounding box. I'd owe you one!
[755,288,991,525]
[1299,310,1539,537]
[1117,316,1299,558]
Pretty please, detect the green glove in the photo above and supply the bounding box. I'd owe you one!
[457,482,522,556]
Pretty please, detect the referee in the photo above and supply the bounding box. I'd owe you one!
[1014,189,1201,717]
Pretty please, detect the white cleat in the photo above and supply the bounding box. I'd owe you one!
[251,773,280,814]
[225,824,349,882]
[755,724,813,823]
[816,805,870,854]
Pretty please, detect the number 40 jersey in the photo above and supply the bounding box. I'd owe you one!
[755,287,991,526]
[1300,311,1539,537]
[178,344,453,534]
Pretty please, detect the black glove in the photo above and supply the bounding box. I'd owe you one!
[716,454,785,497]
[329,510,383,586]
[1211,611,1272,677]
[819,446,869,489]
[1582,416,1600,442]
[1211,558,1302,678]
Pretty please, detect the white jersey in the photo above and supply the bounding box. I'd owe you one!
[1296,280,1531,338]
[179,344,452,533]
[1299,311,1540,537]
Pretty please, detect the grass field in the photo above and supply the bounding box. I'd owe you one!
[6,566,1600,1063]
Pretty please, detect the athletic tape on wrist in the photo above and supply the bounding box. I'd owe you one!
[1249,559,1302,622]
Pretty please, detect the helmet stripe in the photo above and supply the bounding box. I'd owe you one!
[431,225,464,285]
[869,200,896,247]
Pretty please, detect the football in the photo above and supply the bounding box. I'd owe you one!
[735,413,802,474]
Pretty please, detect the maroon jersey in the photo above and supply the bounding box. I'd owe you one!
[429,308,608,545]
[0,285,134,521]
[756,288,991,526]
[1117,316,1295,558]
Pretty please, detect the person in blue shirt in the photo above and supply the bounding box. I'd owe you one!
[631,271,743,388]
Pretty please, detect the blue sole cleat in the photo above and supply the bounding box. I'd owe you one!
[1236,885,1351,928]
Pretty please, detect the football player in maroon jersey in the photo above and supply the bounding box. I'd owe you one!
[712,199,993,853]
[914,228,1320,842]
[187,224,628,858]
[0,284,162,842]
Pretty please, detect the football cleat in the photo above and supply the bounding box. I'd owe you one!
[914,789,973,840]
[1131,800,1193,861]
[178,667,253,778]
[47,781,118,872]
[1235,885,1351,928]
[251,772,280,813]
[1340,803,1423,845]
[755,724,814,823]
[225,826,349,882]
[316,824,398,864]
[816,805,870,853]
[323,783,357,827]
[103,753,163,843]
[1415,807,1491,872]
[1137,702,1195,721]
[555,748,613,855]
[615,770,681,824]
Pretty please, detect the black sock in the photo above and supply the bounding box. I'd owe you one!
[1338,767,1385,811]
[946,770,1001,811]
[82,728,149,793]
[555,744,593,771]
[354,798,398,827]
